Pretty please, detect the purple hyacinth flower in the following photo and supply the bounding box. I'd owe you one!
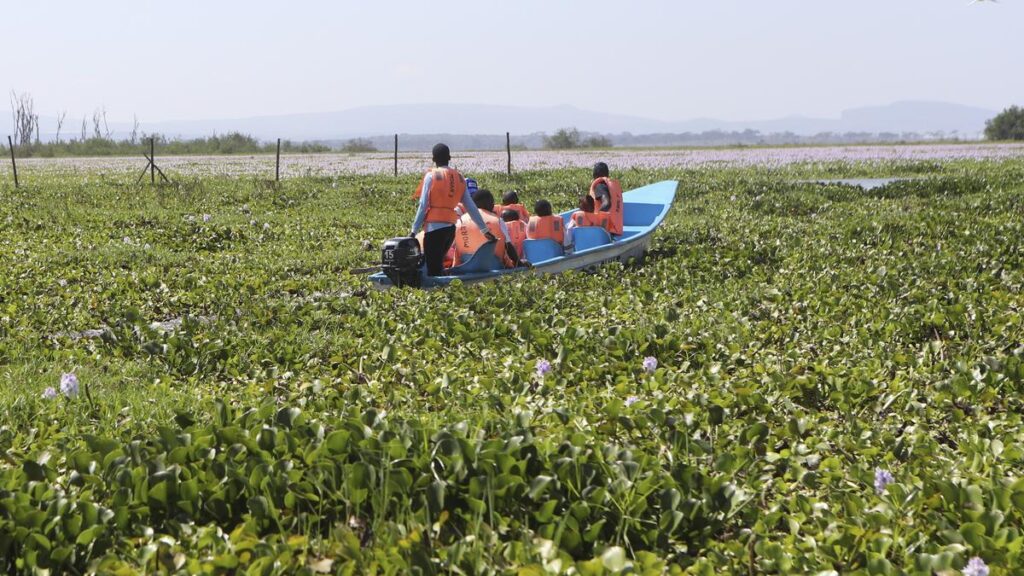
[535,359,552,378]
[42,387,58,400]
[963,557,988,576]
[59,373,79,399]
[202,214,211,222]
[642,356,658,373]
[874,468,894,494]
[625,395,640,407]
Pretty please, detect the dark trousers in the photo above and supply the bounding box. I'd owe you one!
[423,225,456,276]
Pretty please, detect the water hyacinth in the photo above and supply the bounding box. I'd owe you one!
[535,359,552,378]
[202,213,211,222]
[42,387,58,400]
[963,557,988,576]
[874,468,895,494]
[625,395,640,407]
[642,356,658,373]
[59,373,79,398]
[13,143,1024,178]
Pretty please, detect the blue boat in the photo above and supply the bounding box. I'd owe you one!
[369,180,678,289]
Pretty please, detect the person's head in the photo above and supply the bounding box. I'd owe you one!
[432,143,451,166]
[472,188,495,212]
[534,199,553,217]
[501,208,519,222]
[502,190,520,205]
[579,195,595,212]
[592,162,609,179]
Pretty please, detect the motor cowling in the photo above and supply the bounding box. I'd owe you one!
[381,237,422,287]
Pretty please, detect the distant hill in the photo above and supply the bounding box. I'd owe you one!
[5,101,1001,144]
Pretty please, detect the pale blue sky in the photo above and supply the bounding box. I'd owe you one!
[2,0,1020,123]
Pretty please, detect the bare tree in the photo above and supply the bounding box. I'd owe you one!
[130,113,140,144]
[80,116,87,141]
[34,116,40,145]
[101,107,111,139]
[55,111,67,144]
[9,91,38,147]
[92,108,103,139]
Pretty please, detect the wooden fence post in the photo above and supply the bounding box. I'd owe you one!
[150,137,155,184]
[276,138,281,182]
[7,136,18,189]
[506,132,511,176]
[394,134,398,177]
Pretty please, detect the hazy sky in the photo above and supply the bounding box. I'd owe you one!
[2,0,1020,124]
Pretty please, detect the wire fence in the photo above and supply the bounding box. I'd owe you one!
[5,137,1024,186]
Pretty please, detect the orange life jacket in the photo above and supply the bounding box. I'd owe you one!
[570,210,609,230]
[454,210,513,268]
[527,215,565,244]
[495,203,529,223]
[589,177,623,235]
[504,219,527,258]
[421,167,466,225]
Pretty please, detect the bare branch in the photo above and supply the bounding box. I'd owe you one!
[55,111,67,144]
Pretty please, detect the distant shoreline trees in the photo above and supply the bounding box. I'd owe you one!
[6,90,330,158]
[5,132,330,158]
[985,106,1024,141]
[543,127,612,149]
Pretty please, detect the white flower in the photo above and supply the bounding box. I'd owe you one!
[59,373,79,398]
[963,557,988,576]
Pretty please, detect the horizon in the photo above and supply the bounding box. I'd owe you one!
[3,0,1021,127]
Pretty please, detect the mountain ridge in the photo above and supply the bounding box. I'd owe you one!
[5,101,1000,142]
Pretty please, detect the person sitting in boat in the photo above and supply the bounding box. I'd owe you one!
[501,208,527,259]
[411,144,496,276]
[453,189,525,269]
[527,200,568,248]
[496,191,529,223]
[454,178,478,217]
[589,162,624,237]
[568,195,609,230]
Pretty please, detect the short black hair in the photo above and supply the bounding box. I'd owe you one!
[432,143,451,165]
[502,190,520,205]
[472,188,495,212]
[534,199,553,217]
[501,208,519,222]
[593,162,609,179]
[581,195,595,211]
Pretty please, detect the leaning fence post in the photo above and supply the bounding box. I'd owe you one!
[394,134,398,177]
[506,131,511,176]
[7,136,18,189]
[275,138,281,182]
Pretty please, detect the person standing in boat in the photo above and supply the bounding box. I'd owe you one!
[411,144,496,276]
[589,162,624,237]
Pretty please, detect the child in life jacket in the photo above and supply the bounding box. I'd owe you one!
[496,191,529,223]
[501,208,528,259]
[527,199,568,248]
[454,177,478,217]
[567,195,609,230]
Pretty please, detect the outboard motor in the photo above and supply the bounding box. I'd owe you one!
[381,237,422,288]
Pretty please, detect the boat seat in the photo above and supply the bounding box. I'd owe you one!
[573,226,613,251]
[622,203,663,227]
[448,241,502,275]
[523,239,563,262]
